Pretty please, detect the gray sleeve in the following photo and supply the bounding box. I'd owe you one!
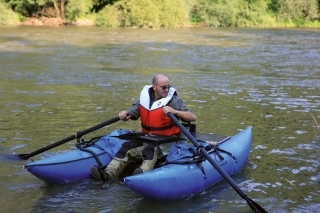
[168,95,194,113]
[127,99,140,120]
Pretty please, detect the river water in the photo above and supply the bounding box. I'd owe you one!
[0,26,319,213]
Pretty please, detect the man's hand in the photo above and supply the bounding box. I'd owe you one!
[119,111,131,121]
[162,106,176,115]
[163,106,197,122]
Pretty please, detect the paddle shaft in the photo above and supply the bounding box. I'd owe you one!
[19,116,120,160]
[167,112,267,213]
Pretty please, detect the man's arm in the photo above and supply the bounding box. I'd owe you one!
[165,96,197,122]
[118,99,140,121]
[162,106,196,122]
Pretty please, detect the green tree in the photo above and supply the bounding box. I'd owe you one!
[2,0,68,19]
[91,0,119,13]
[157,0,188,28]
[3,0,38,17]
[65,0,93,20]
[236,0,269,26]
[191,0,270,27]
[96,0,188,28]
[1,0,320,27]
[190,0,240,27]
[119,0,159,28]
[96,3,121,27]
[0,1,20,24]
[272,0,319,24]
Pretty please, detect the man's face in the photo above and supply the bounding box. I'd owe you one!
[153,78,171,99]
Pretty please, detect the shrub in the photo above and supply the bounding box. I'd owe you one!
[157,0,189,28]
[0,2,20,25]
[275,0,319,26]
[96,4,121,27]
[65,0,93,21]
[96,0,188,28]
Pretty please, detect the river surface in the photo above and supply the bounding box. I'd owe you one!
[0,26,319,213]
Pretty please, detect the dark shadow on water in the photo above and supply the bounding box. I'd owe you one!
[31,178,133,213]
[120,169,256,213]
[28,163,256,213]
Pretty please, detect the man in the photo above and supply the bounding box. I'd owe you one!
[91,74,197,182]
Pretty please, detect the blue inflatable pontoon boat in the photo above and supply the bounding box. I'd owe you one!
[25,126,252,201]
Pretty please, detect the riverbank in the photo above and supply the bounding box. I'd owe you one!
[1,0,320,28]
[11,17,320,28]
[19,17,203,28]
[21,17,95,27]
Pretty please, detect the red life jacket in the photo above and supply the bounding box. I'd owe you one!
[139,85,180,136]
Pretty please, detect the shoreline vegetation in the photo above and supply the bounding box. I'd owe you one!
[1,0,320,28]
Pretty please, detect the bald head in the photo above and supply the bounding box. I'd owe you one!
[152,74,171,100]
[152,74,169,85]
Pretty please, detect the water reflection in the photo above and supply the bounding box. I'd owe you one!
[0,26,319,212]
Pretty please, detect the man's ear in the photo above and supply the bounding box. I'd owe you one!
[152,84,156,90]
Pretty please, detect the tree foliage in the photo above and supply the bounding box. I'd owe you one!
[0,1,20,24]
[190,0,271,27]
[0,0,319,27]
[91,0,119,13]
[276,0,318,24]
[96,0,188,28]
[65,0,93,20]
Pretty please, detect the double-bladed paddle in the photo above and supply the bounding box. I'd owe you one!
[14,116,120,160]
[167,112,267,213]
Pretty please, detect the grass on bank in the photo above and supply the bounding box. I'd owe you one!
[0,3,20,25]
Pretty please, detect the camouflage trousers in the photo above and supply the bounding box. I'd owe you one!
[105,129,189,180]
[105,141,157,180]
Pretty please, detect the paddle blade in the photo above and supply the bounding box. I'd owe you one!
[1,154,29,161]
[246,197,268,213]
[16,154,30,160]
